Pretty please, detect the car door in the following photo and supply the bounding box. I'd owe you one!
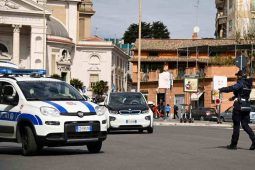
[225,107,233,122]
[0,81,20,139]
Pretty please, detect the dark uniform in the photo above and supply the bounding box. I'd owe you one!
[219,70,255,150]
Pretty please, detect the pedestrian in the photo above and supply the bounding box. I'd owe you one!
[159,102,165,119]
[165,104,171,118]
[174,104,179,119]
[218,70,255,150]
[153,104,161,119]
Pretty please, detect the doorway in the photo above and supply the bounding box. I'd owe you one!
[157,93,165,105]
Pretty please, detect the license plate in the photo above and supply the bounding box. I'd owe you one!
[75,126,92,132]
[126,120,137,124]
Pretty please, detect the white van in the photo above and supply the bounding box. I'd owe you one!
[0,67,107,155]
[103,92,154,133]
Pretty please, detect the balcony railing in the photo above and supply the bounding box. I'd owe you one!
[133,70,206,83]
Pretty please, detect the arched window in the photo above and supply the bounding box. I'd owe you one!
[0,43,8,53]
[89,55,100,65]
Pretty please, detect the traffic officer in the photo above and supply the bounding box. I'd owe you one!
[218,70,255,150]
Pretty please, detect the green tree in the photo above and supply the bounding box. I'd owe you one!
[123,22,152,44]
[50,74,62,80]
[70,78,83,90]
[151,21,170,39]
[123,21,170,44]
[92,80,108,96]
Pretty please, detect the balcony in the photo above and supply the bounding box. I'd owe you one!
[132,69,206,83]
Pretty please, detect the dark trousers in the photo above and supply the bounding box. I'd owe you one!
[174,111,179,119]
[231,109,255,145]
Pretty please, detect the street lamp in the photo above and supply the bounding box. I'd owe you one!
[137,0,142,92]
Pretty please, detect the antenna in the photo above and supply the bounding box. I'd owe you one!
[193,0,200,37]
[194,0,200,26]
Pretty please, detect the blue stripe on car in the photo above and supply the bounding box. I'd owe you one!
[0,111,20,121]
[35,115,43,125]
[17,114,39,125]
[44,101,68,113]
[0,111,43,126]
[80,101,96,112]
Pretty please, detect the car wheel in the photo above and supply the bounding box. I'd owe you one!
[21,126,38,156]
[220,117,225,122]
[200,116,205,121]
[138,129,143,133]
[87,141,102,153]
[147,127,153,134]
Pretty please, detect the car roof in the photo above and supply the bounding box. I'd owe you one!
[0,76,62,82]
[110,92,142,95]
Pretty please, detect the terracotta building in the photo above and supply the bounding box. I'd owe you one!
[131,39,255,114]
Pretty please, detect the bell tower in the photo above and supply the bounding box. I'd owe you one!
[78,0,95,40]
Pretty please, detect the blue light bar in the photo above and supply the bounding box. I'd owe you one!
[0,67,46,76]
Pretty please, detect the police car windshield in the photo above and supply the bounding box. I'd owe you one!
[18,81,84,101]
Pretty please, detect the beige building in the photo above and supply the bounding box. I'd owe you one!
[215,0,255,38]
[0,0,129,96]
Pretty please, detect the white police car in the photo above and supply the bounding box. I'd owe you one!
[0,66,107,155]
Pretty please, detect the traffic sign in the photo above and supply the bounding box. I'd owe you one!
[215,98,221,105]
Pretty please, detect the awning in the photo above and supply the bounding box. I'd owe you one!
[191,91,204,101]
[250,89,255,100]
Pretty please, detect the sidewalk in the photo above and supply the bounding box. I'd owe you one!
[153,118,233,128]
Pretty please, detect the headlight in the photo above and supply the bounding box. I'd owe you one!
[95,106,105,116]
[109,110,118,114]
[40,106,60,117]
[142,110,150,114]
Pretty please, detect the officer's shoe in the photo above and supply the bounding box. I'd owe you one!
[249,142,255,150]
[227,144,237,150]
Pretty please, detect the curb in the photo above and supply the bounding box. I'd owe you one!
[153,121,232,127]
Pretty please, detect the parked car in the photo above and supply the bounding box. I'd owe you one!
[102,92,154,133]
[191,107,218,121]
[220,106,255,123]
[220,106,233,122]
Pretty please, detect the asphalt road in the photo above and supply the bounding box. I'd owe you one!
[0,126,254,170]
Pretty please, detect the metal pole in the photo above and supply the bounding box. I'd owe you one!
[43,0,47,70]
[137,0,142,92]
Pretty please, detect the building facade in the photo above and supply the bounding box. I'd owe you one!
[215,0,255,38]
[0,0,129,97]
[131,38,255,114]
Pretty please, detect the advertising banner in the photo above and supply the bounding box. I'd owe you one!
[183,77,198,92]
[158,71,172,89]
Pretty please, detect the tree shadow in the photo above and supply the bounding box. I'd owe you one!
[108,130,148,135]
[0,146,105,156]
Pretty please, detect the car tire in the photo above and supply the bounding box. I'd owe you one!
[147,127,153,134]
[87,141,102,153]
[220,117,225,122]
[21,126,38,156]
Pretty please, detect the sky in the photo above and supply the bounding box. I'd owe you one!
[92,0,217,39]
